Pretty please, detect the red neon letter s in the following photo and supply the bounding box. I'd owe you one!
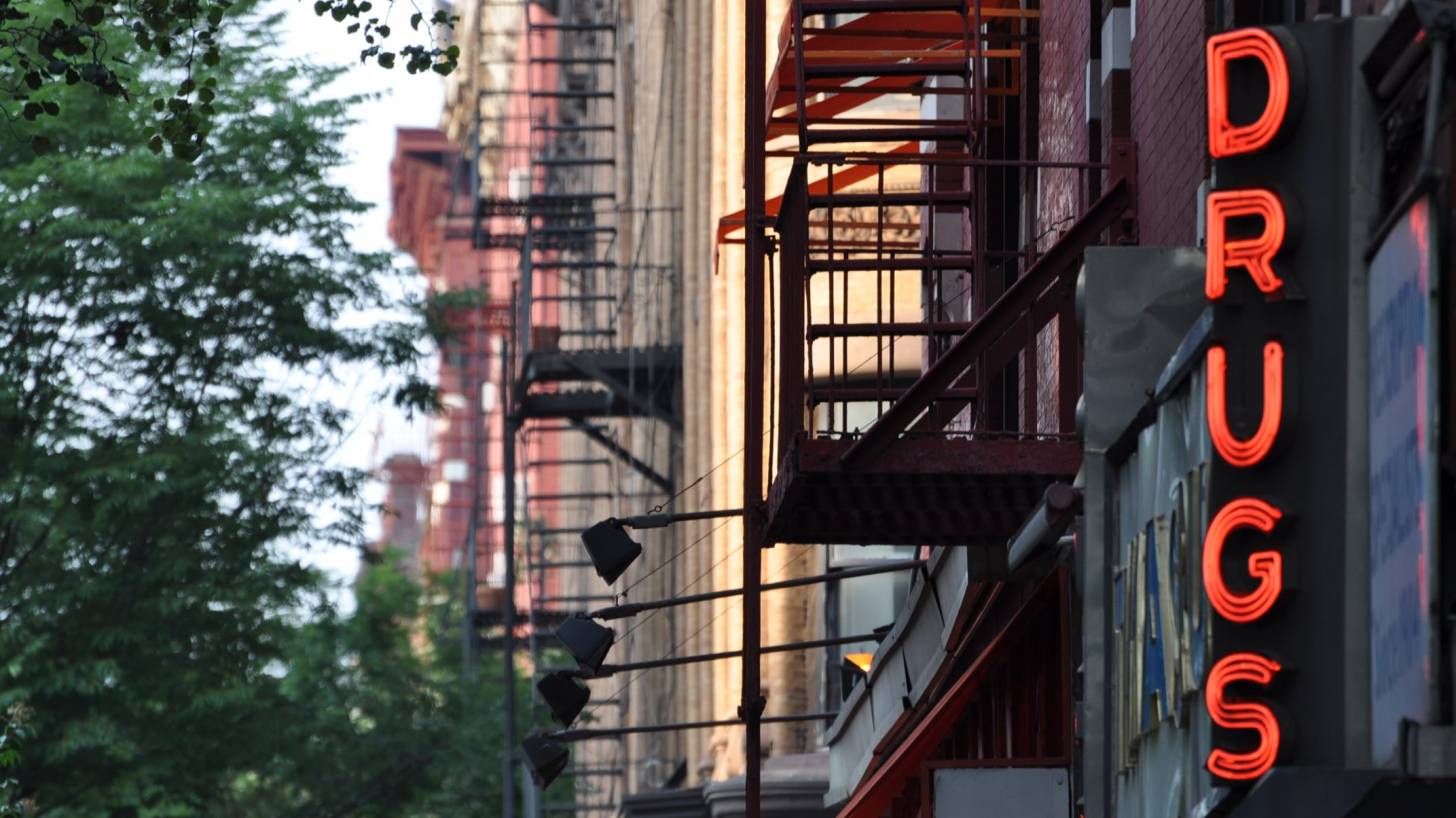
[1202,497,1284,623]
[1206,652,1282,781]
[1206,341,1284,467]
[1206,190,1286,301]
[1207,28,1292,158]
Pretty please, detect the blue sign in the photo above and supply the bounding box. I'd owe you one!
[1367,195,1438,765]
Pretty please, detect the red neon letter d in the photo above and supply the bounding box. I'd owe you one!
[1207,28,1292,158]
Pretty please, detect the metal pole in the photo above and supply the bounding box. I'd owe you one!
[588,559,926,619]
[743,0,767,814]
[616,508,743,528]
[464,324,482,679]
[503,321,519,818]
[592,631,886,676]
[463,0,487,683]
[549,712,836,742]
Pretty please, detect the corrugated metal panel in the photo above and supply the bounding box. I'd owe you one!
[823,546,977,806]
[1110,376,1216,818]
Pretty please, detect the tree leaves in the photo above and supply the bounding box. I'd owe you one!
[0,7,469,816]
[2,0,457,156]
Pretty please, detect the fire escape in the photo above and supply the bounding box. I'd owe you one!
[751,1,1135,548]
[730,4,1139,813]
[474,0,680,813]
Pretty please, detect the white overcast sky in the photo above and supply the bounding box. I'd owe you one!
[278,0,446,598]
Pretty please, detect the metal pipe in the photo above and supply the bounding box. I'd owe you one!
[614,507,743,529]
[587,559,926,620]
[1007,483,1083,571]
[527,458,611,468]
[591,631,885,676]
[528,560,596,570]
[547,712,837,742]
[1421,35,1449,177]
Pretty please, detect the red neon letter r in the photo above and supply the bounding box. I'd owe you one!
[1206,189,1287,301]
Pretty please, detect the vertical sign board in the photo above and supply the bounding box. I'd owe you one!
[1201,22,1355,782]
[1368,194,1439,764]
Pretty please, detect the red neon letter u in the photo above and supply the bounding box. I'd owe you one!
[1206,342,1284,467]
[1206,652,1282,781]
[1207,28,1292,158]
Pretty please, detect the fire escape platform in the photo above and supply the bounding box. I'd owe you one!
[764,436,1080,546]
[522,346,681,385]
[517,346,681,429]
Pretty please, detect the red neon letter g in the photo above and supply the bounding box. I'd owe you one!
[1206,189,1286,301]
[1203,497,1284,624]
[1207,28,1292,158]
[1206,652,1282,781]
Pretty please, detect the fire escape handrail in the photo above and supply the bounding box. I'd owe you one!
[837,174,1133,469]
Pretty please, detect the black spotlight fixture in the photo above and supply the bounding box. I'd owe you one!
[556,613,614,675]
[537,670,591,727]
[581,519,642,585]
[522,733,570,788]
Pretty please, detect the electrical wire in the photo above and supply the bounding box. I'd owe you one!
[615,524,743,642]
[615,514,735,598]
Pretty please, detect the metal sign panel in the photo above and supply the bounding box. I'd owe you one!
[932,767,1068,818]
[1367,194,1440,764]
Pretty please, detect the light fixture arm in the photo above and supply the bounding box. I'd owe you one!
[546,711,837,742]
[573,630,885,677]
[587,558,926,620]
[610,507,744,529]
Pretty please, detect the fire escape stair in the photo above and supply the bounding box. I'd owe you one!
[763,172,1134,547]
[516,346,681,430]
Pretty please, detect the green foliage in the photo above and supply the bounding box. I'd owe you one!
[0,0,458,156]
[0,7,516,817]
[0,719,22,816]
[220,558,527,818]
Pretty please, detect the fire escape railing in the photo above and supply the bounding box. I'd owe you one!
[837,171,1133,467]
[763,2,1137,479]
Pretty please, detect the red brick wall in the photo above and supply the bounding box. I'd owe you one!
[1037,0,1091,245]
[1129,0,1209,246]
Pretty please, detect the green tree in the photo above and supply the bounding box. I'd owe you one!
[0,0,457,156]
[226,557,525,818]
[0,5,513,815]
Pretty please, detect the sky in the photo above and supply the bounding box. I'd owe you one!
[278,0,446,600]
